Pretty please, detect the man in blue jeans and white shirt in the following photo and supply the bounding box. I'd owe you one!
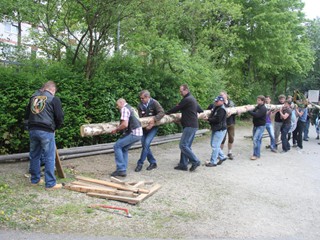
[111,98,143,177]
[246,95,267,160]
[166,84,203,172]
[135,90,165,172]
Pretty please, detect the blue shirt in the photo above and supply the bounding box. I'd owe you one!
[299,108,308,122]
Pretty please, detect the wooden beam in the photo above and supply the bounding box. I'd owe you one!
[55,147,65,178]
[87,192,139,204]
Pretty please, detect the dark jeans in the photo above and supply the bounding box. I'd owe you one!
[281,124,291,152]
[293,120,306,149]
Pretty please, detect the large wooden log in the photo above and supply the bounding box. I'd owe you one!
[80,104,284,137]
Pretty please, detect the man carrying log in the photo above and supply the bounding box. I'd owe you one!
[205,95,228,167]
[135,90,165,172]
[111,98,143,177]
[166,84,203,172]
[25,81,64,190]
[246,95,267,160]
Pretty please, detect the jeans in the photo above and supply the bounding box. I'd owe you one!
[303,119,310,140]
[179,127,200,167]
[293,120,305,149]
[274,121,283,147]
[29,130,56,188]
[137,127,158,165]
[252,125,266,158]
[281,124,291,152]
[210,129,227,165]
[114,133,142,172]
[265,122,276,150]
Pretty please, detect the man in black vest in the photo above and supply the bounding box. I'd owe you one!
[135,90,165,172]
[25,81,64,190]
[111,98,143,177]
[167,84,203,172]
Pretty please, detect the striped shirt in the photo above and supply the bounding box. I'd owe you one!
[121,104,143,136]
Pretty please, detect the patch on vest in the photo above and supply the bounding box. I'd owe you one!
[31,96,47,114]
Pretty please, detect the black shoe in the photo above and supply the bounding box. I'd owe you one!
[146,163,157,171]
[316,136,319,140]
[205,162,217,167]
[135,164,143,172]
[174,165,188,171]
[189,162,200,172]
[110,171,127,177]
[227,153,234,160]
[303,139,308,141]
[217,158,227,165]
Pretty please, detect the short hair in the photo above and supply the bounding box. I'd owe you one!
[257,95,265,103]
[265,95,271,99]
[278,94,286,99]
[180,84,189,91]
[42,81,56,91]
[139,90,150,98]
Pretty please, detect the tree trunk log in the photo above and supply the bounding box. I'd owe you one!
[80,104,284,137]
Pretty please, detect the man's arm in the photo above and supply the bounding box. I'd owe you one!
[53,97,64,129]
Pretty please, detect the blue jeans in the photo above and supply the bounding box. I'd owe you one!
[114,134,142,172]
[265,123,276,150]
[137,127,158,165]
[29,130,56,188]
[210,129,227,165]
[281,124,291,152]
[252,125,266,158]
[179,127,200,167]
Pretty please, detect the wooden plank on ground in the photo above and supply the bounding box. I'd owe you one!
[71,181,115,190]
[87,192,139,204]
[76,176,149,194]
[135,184,162,204]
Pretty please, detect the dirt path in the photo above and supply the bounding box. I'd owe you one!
[1,125,320,239]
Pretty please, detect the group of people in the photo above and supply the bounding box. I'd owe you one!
[246,94,320,161]
[26,81,320,186]
[110,84,238,176]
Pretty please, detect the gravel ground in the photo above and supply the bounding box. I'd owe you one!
[1,125,320,240]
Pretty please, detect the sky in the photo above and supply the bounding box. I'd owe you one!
[302,0,320,19]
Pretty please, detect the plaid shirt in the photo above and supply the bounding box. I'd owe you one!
[121,104,143,136]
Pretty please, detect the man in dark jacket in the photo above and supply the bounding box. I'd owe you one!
[167,84,203,172]
[246,95,267,160]
[205,96,228,167]
[25,81,64,190]
[135,90,165,172]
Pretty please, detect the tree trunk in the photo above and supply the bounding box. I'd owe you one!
[80,104,283,137]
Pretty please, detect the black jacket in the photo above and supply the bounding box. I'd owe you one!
[167,93,203,128]
[25,90,64,132]
[208,105,227,132]
[248,104,267,127]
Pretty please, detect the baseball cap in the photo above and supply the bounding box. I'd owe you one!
[214,96,224,102]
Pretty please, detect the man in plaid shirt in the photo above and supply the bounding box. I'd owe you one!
[111,98,143,177]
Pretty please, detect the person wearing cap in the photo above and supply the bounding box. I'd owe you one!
[135,90,165,172]
[219,91,236,160]
[245,95,267,160]
[205,95,228,167]
[166,84,203,172]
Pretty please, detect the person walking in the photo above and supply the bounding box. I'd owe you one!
[219,91,236,160]
[246,95,267,160]
[135,90,165,172]
[205,96,228,167]
[111,98,143,177]
[25,81,64,190]
[265,96,277,152]
[166,84,203,172]
[273,94,286,149]
[292,104,308,150]
[279,101,292,153]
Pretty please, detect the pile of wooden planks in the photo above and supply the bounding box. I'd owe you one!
[64,176,161,205]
